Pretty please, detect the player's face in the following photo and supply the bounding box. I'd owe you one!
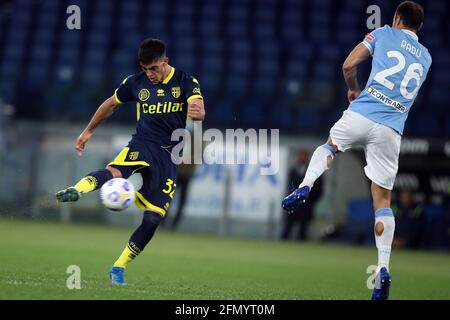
[140,57,169,84]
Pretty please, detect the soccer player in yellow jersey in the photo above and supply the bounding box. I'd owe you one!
[56,39,205,285]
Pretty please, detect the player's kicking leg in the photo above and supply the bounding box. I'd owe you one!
[55,166,121,202]
[282,137,337,213]
[371,182,394,300]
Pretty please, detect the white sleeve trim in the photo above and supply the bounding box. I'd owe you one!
[361,41,373,55]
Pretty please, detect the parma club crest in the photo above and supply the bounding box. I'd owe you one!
[171,87,181,98]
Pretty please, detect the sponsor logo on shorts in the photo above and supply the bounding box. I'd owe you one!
[367,87,406,113]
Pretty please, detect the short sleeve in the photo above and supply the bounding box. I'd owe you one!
[362,25,388,55]
[114,75,134,104]
[182,76,203,103]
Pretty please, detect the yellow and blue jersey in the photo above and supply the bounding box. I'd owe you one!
[114,67,203,147]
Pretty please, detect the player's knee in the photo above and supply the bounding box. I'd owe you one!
[106,165,123,178]
[325,138,339,154]
[375,221,384,236]
[319,144,337,169]
[372,185,391,210]
[143,211,163,226]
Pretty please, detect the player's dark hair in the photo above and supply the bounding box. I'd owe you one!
[395,1,424,31]
[138,38,166,64]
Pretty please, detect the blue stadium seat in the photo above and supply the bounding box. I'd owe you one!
[344,198,375,245]
[289,43,313,63]
[147,0,169,14]
[91,14,112,32]
[410,111,442,137]
[111,50,136,85]
[311,0,333,11]
[198,72,221,102]
[30,45,52,65]
[337,28,361,48]
[224,69,249,100]
[254,3,276,40]
[337,12,358,29]
[173,1,195,19]
[172,37,196,72]
[423,204,447,250]
[145,17,166,35]
[280,4,304,42]
[119,0,141,17]
[310,11,330,28]
[201,0,222,20]
[318,44,340,62]
[226,1,250,38]
[173,18,194,36]
[296,108,322,132]
[0,0,447,136]
[2,42,25,66]
[308,26,330,43]
[86,31,110,51]
[427,86,450,110]
[211,98,238,127]
[341,0,365,13]
[268,106,294,129]
[66,90,93,120]
[428,0,448,17]
[254,24,276,40]
[26,65,49,91]
[311,63,336,82]
[226,21,248,39]
[199,19,221,38]
[238,99,266,128]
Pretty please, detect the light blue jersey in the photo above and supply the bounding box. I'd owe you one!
[348,25,432,135]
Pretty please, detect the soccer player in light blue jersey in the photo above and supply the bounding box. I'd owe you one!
[282,1,431,300]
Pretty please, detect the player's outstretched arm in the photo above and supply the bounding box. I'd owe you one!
[342,43,371,102]
[187,98,205,121]
[75,95,119,156]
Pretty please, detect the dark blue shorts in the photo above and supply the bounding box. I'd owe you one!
[108,138,178,216]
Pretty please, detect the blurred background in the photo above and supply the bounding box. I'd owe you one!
[0,0,449,252]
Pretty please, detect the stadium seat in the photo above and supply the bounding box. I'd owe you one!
[296,108,322,132]
[423,204,448,250]
[0,0,446,134]
[344,198,375,245]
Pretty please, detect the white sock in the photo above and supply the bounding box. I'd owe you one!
[299,144,335,188]
[374,208,395,273]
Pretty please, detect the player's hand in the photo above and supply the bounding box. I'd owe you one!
[187,100,205,121]
[75,131,92,156]
[347,89,361,103]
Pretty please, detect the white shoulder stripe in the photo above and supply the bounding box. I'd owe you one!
[361,41,373,55]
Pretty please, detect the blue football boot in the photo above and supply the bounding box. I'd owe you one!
[109,266,127,286]
[371,267,391,300]
[56,187,81,202]
[281,186,310,214]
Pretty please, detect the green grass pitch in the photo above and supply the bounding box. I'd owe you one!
[0,217,449,300]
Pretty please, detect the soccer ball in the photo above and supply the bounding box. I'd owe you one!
[100,178,136,211]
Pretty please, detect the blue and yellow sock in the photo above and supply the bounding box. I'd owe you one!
[74,169,113,194]
[113,211,163,268]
